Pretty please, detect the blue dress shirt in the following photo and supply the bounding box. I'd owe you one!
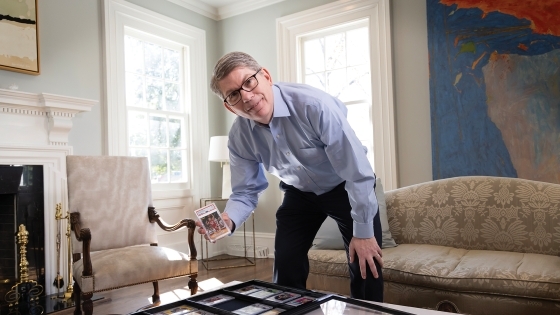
[225,82,378,239]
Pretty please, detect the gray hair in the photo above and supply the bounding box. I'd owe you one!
[210,52,262,99]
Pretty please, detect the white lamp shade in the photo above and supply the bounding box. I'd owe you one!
[208,136,229,162]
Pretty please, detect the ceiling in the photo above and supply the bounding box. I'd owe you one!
[168,0,286,20]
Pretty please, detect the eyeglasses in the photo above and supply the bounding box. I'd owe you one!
[223,69,261,107]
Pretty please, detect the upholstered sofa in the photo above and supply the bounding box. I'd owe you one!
[307,176,560,314]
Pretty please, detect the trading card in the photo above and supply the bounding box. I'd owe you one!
[248,288,283,299]
[265,292,301,303]
[197,294,234,306]
[233,303,273,315]
[285,296,316,307]
[194,203,231,241]
[259,308,286,315]
[154,305,197,315]
[231,285,265,295]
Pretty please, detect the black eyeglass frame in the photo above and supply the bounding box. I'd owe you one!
[223,69,262,107]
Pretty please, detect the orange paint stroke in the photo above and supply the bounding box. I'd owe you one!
[518,43,528,51]
[472,51,487,69]
[440,0,560,36]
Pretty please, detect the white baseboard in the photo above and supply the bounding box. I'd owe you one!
[197,231,275,259]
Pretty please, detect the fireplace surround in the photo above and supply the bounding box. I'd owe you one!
[0,88,97,297]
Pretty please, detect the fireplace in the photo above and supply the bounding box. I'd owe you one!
[0,165,46,312]
[0,87,97,305]
[0,165,25,303]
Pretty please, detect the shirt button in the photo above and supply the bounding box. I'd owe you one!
[276,135,280,138]
[286,152,291,156]
[297,166,301,170]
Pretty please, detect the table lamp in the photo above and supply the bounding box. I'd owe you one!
[208,136,231,199]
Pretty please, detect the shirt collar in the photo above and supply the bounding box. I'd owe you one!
[249,84,290,130]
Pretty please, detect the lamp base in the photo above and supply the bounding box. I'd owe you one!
[222,162,232,199]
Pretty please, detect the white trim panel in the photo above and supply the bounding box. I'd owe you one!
[276,0,398,190]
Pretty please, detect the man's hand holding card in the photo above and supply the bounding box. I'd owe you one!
[194,203,233,242]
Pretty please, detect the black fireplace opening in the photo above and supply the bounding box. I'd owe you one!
[0,165,45,312]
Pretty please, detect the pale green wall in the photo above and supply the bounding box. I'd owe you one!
[0,0,433,233]
[0,0,103,156]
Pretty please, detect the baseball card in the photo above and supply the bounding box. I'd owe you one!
[265,292,300,303]
[285,296,316,307]
[194,203,231,241]
[197,294,234,306]
[248,288,283,299]
[259,308,286,315]
[231,285,265,295]
[154,305,198,315]
[233,303,273,315]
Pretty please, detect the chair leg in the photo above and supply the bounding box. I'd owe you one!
[152,281,161,304]
[82,292,93,315]
[73,281,82,315]
[188,274,198,295]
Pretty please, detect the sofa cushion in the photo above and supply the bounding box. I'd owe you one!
[308,244,560,302]
[383,244,560,301]
[308,249,350,277]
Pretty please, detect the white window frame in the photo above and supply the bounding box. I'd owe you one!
[103,0,210,200]
[277,0,397,190]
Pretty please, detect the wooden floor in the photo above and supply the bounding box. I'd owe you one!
[55,256,274,315]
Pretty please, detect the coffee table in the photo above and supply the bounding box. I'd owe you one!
[363,301,454,315]
[208,281,455,315]
[133,280,457,315]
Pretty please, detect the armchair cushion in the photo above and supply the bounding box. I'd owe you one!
[73,245,198,294]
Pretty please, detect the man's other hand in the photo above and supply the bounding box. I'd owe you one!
[349,237,383,279]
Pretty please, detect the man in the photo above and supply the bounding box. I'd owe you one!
[197,51,383,301]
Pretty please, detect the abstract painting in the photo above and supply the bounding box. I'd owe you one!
[0,0,39,75]
[427,0,560,184]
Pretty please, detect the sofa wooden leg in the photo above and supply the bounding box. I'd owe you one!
[436,300,459,313]
[188,274,198,295]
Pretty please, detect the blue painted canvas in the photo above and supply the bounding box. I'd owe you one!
[427,0,560,184]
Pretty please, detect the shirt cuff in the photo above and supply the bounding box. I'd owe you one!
[353,220,374,239]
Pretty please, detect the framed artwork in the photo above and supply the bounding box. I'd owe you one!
[427,0,560,184]
[0,0,40,75]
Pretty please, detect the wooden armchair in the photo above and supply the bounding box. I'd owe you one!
[66,155,198,315]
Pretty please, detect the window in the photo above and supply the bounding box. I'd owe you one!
[103,0,209,197]
[299,20,374,166]
[124,31,188,183]
[277,0,397,189]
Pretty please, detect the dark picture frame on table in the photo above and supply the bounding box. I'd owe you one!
[0,0,40,75]
[130,280,415,315]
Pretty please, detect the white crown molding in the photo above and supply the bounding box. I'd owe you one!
[166,0,286,20]
[218,0,286,20]
[167,0,219,20]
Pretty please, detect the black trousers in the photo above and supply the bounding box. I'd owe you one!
[273,181,383,302]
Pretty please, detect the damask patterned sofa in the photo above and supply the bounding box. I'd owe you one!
[306,176,560,314]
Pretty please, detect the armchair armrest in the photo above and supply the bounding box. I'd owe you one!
[70,212,93,276]
[148,207,197,260]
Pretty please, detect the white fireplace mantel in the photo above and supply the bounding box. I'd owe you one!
[0,88,98,295]
[0,88,97,146]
